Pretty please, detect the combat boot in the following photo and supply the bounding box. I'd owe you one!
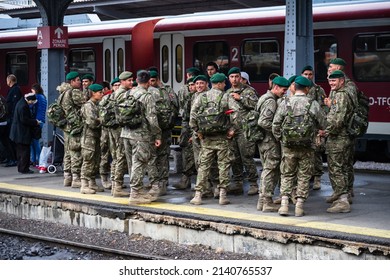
[262,197,279,212]
[228,181,244,195]
[278,196,289,216]
[148,183,165,200]
[172,174,191,189]
[247,184,258,196]
[327,194,351,213]
[295,198,305,217]
[213,186,219,199]
[80,179,96,194]
[219,188,230,205]
[112,182,130,197]
[190,191,202,205]
[71,173,81,188]
[89,178,104,192]
[101,174,112,190]
[326,193,339,203]
[159,181,168,196]
[273,196,282,204]
[63,172,72,187]
[313,176,321,190]
[129,189,152,205]
[256,194,264,211]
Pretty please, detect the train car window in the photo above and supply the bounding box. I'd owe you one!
[6,52,28,86]
[162,45,169,83]
[314,36,337,81]
[353,34,390,82]
[176,45,183,83]
[241,39,280,82]
[117,48,124,76]
[68,49,96,78]
[105,49,111,82]
[193,41,229,75]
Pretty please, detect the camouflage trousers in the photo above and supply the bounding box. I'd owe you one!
[128,139,156,191]
[81,135,100,180]
[108,127,127,185]
[326,135,352,197]
[230,131,259,184]
[99,127,111,175]
[347,139,355,192]
[313,136,326,177]
[257,141,281,198]
[68,133,82,174]
[179,129,196,177]
[280,146,314,200]
[194,137,233,192]
[148,130,171,184]
[63,132,71,173]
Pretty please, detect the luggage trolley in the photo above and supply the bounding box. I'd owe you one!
[47,129,65,174]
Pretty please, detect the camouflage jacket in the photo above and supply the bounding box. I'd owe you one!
[255,90,280,144]
[58,82,85,133]
[81,99,101,138]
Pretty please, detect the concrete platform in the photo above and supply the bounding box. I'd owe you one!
[0,161,389,260]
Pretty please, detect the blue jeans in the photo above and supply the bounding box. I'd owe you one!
[30,138,41,165]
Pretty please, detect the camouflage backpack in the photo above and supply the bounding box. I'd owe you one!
[243,109,265,143]
[197,92,229,136]
[347,90,369,138]
[115,91,144,128]
[98,94,117,127]
[281,97,315,148]
[47,93,67,129]
[155,87,176,130]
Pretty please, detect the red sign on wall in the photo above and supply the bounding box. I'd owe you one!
[37,26,68,49]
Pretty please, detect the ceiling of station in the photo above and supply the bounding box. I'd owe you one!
[1,0,286,21]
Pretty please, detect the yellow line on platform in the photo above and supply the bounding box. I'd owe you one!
[1,182,390,240]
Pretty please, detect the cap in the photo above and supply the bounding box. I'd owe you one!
[118,71,133,80]
[186,67,201,76]
[193,75,208,82]
[88,84,103,92]
[301,65,313,73]
[228,67,241,76]
[149,70,159,78]
[187,77,195,84]
[288,75,297,84]
[294,76,312,87]
[240,72,250,85]
[110,77,119,85]
[272,76,290,87]
[82,74,94,81]
[210,73,227,83]
[328,70,345,79]
[329,58,346,66]
[66,71,79,81]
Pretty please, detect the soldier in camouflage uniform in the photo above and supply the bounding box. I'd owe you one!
[121,70,162,204]
[272,76,326,217]
[301,65,327,190]
[147,70,179,196]
[255,76,290,212]
[82,74,94,101]
[80,84,104,194]
[60,71,85,188]
[109,71,133,197]
[226,67,259,196]
[189,73,240,206]
[327,58,358,202]
[173,77,197,190]
[177,67,201,117]
[322,70,354,213]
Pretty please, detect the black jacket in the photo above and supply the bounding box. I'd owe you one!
[6,83,23,123]
[10,98,38,145]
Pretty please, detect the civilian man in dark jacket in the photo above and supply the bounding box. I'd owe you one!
[9,93,40,174]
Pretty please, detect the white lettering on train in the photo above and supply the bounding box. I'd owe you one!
[369,97,390,106]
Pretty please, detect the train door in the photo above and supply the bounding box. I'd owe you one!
[160,34,184,92]
[103,38,125,82]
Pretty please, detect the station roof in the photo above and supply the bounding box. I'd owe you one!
[0,0,285,21]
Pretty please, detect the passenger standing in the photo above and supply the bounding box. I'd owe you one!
[272,76,326,216]
[80,84,104,194]
[0,87,14,166]
[226,67,259,196]
[189,73,240,205]
[322,70,354,213]
[255,76,290,212]
[9,93,41,174]
[60,71,85,188]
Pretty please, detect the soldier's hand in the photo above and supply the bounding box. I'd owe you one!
[197,132,204,140]
[227,129,235,139]
[231,93,241,100]
[188,137,193,143]
[155,139,162,147]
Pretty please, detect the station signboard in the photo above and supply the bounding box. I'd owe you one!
[37,26,68,49]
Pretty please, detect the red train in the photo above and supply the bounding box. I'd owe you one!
[0,1,389,159]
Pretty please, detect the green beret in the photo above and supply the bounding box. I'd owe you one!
[82,74,94,81]
[328,70,345,79]
[187,77,195,84]
[186,67,201,76]
[149,70,158,78]
[329,58,346,66]
[294,76,312,87]
[272,76,290,87]
[66,71,79,81]
[193,75,208,82]
[132,81,138,87]
[288,75,297,84]
[118,71,133,80]
[210,73,227,83]
[228,67,241,76]
[301,65,313,73]
[110,77,119,85]
[88,84,103,92]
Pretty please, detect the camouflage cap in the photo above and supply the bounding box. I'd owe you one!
[118,71,133,80]
[228,67,241,76]
[328,70,345,79]
[294,76,311,87]
[210,73,227,83]
[329,58,346,66]
[88,84,103,92]
[66,71,79,81]
[272,76,290,87]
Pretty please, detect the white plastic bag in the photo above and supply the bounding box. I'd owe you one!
[39,146,52,169]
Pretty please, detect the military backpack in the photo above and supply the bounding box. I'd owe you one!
[115,91,144,128]
[155,87,175,130]
[98,94,117,127]
[347,90,369,138]
[281,97,315,148]
[47,93,67,129]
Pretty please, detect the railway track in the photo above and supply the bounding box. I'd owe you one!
[0,227,169,260]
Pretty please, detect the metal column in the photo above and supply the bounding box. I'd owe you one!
[283,0,314,79]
